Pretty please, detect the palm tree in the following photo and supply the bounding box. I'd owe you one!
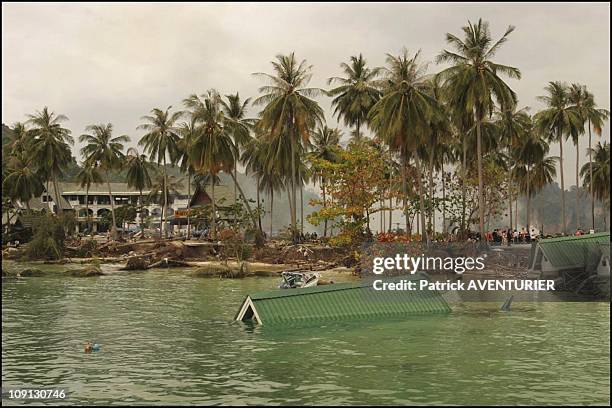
[516,155,556,230]
[137,106,182,238]
[328,54,381,140]
[79,123,129,237]
[437,19,521,241]
[309,125,342,237]
[512,117,549,231]
[534,82,582,234]
[76,160,103,233]
[369,49,443,243]
[496,106,531,230]
[176,118,199,239]
[148,173,184,222]
[581,141,610,216]
[188,90,236,240]
[568,84,589,229]
[221,93,254,226]
[253,53,325,241]
[27,107,74,214]
[5,122,32,156]
[570,87,610,230]
[2,155,44,211]
[241,136,264,232]
[125,148,154,233]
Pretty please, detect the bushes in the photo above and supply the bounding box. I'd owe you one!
[26,214,66,260]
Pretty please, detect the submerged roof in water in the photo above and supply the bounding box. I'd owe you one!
[236,275,451,326]
[531,232,610,269]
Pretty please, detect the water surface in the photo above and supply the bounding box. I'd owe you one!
[2,261,610,405]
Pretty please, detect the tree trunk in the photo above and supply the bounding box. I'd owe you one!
[139,189,144,233]
[228,171,257,225]
[300,183,304,233]
[442,170,447,234]
[588,119,594,231]
[401,152,409,235]
[52,173,62,215]
[460,133,467,236]
[476,115,486,241]
[508,172,513,232]
[256,174,262,232]
[234,158,238,228]
[211,176,216,240]
[162,156,168,239]
[558,127,566,234]
[575,137,580,230]
[290,139,297,241]
[187,171,192,239]
[322,177,327,237]
[526,166,531,231]
[428,152,435,236]
[270,189,274,238]
[413,148,429,244]
[85,185,90,233]
[388,173,393,232]
[356,118,360,141]
[106,170,117,239]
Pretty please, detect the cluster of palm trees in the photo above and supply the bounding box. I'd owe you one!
[3,18,610,244]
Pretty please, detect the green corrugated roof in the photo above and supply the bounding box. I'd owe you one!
[237,275,451,326]
[536,232,610,269]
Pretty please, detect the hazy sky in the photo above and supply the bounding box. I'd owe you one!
[2,2,610,188]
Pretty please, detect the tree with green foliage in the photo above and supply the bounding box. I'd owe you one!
[27,107,74,214]
[328,54,381,141]
[79,123,129,238]
[254,53,324,241]
[138,106,182,238]
[76,160,103,232]
[437,19,521,241]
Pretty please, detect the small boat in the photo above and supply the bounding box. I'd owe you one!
[278,271,320,289]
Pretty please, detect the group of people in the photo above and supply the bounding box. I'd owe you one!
[462,227,541,245]
[487,227,540,245]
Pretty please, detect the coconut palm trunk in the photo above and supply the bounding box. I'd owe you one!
[428,153,435,236]
[85,185,90,233]
[388,175,393,232]
[401,153,409,234]
[460,134,468,236]
[588,119,594,230]
[187,171,192,239]
[575,138,580,230]
[139,189,144,233]
[442,171,447,234]
[300,184,304,233]
[228,171,257,226]
[211,176,216,240]
[290,138,298,241]
[322,177,327,237]
[526,166,531,231]
[269,190,274,238]
[413,148,429,244]
[508,172,513,232]
[558,126,567,234]
[52,174,62,215]
[162,156,168,239]
[105,170,117,236]
[256,174,263,232]
[234,159,238,228]
[476,113,486,241]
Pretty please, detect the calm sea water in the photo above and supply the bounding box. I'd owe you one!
[2,261,610,405]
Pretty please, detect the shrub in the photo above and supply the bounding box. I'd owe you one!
[26,214,65,260]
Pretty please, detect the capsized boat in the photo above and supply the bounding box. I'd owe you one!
[278,271,320,289]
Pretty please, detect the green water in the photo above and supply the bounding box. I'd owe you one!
[2,261,610,405]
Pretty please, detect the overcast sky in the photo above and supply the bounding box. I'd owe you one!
[2,2,610,188]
